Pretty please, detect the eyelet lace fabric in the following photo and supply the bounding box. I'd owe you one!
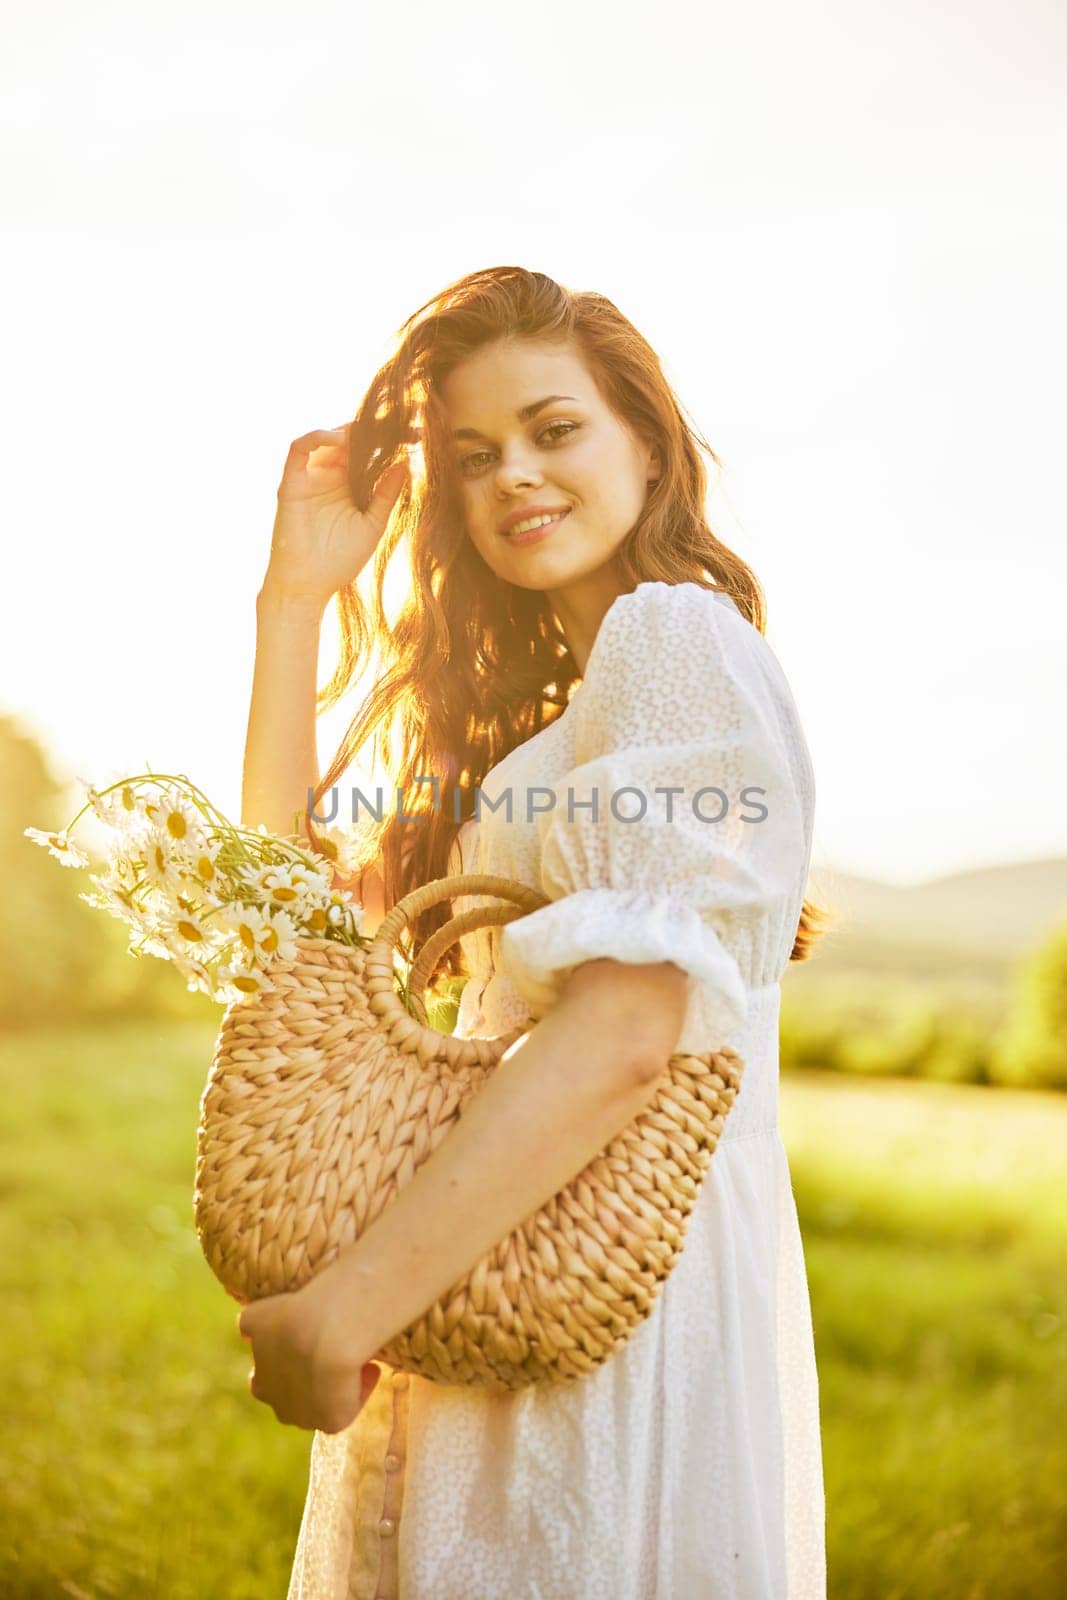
[285,581,826,1599]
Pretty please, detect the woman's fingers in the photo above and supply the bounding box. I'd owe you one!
[279,428,350,495]
[361,461,407,528]
[286,427,348,464]
[360,1362,381,1407]
[282,422,412,520]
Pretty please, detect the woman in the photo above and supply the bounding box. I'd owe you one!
[240,265,830,1598]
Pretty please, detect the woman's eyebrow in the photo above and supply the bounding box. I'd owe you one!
[451,395,580,441]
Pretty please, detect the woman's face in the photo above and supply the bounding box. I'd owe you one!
[438,337,660,593]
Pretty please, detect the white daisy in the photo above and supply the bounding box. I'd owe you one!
[23,827,90,869]
[212,902,264,964]
[172,848,224,905]
[251,906,300,964]
[290,861,333,895]
[150,785,211,850]
[78,875,140,923]
[309,826,366,879]
[296,885,363,938]
[215,963,277,1004]
[128,918,179,962]
[160,908,219,952]
[138,825,187,894]
[103,851,143,891]
[215,903,299,965]
[172,954,215,996]
[88,780,152,833]
[76,779,113,825]
[253,863,327,912]
[82,859,147,930]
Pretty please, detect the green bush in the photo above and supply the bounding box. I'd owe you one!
[922,1013,995,1086]
[991,924,1067,1091]
[782,989,1013,1089]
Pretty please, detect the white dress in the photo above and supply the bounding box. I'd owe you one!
[286,579,827,1600]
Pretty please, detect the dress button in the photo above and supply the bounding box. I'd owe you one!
[391,1372,410,1391]
[384,1452,402,1471]
[379,1516,397,1537]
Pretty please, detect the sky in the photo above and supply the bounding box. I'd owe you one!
[1,0,1064,887]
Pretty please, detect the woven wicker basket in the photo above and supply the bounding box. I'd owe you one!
[194,873,744,1393]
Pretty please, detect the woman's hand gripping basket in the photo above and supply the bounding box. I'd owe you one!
[194,873,744,1393]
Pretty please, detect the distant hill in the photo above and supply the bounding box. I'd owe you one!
[789,856,1067,1002]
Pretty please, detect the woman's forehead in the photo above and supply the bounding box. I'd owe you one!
[438,338,595,416]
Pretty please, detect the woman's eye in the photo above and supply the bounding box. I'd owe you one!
[458,450,493,477]
[539,420,577,445]
[458,420,578,478]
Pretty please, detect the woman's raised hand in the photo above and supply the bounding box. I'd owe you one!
[261,424,411,607]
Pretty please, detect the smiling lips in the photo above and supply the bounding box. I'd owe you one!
[499,507,571,540]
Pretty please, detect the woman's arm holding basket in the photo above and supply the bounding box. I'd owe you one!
[238,959,687,1433]
[305,960,688,1371]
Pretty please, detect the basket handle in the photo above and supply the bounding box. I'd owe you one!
[362,873,551,1066]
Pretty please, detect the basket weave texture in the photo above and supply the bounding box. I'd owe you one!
[194,873,744,1393]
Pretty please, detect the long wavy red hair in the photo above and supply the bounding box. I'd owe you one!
[304,265,834,982]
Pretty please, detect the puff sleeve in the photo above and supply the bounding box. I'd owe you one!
[498,581,813,1057]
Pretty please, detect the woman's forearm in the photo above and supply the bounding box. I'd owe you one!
[308,961,689,1362]
[241,585,328,839]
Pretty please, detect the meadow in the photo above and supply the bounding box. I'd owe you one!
[1,1018,1064,1598]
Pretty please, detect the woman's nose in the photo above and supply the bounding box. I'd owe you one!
[495,446,543,493]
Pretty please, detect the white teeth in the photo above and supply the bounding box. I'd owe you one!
[506,510,568,537]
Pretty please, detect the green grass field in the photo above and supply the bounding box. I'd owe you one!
[1,1021,1064,1598]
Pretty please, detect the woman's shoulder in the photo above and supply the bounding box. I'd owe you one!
[580,578,808,757]
[604,576,744,630]
[585,579,753,685]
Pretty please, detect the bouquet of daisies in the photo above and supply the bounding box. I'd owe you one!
[24,768,387,1008]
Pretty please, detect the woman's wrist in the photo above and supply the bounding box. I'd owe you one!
[256,578,331,623]
[297,1252,383,1374]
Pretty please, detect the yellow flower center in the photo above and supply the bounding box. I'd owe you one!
[272,886,298,902]
[232,974,261,993]
[177,920,202,942]
[239,925,256,953]
[166,811,187,840]
[306,908,327,931]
